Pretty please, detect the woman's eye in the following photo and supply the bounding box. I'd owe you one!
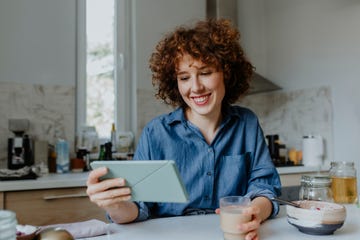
[178,75,189,81]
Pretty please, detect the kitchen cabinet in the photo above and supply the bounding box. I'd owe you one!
[276,166,327,187]
[0,187,107,226]
[279,173,303,187]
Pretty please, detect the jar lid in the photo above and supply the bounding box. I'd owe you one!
[301,174,331,187]
[330,161,355,167]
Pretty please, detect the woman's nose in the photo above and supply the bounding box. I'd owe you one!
[191,76,204,92]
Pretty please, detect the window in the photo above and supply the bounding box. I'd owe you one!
[77,0,134,144]
[86,0,115,138]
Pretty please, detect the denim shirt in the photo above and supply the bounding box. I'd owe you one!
[132,105,281,221]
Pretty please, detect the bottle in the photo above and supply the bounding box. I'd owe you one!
[104,142,113,160]
[0,210,17,240]
[110,123,116,152]
[329,161,358,203]
[55,139,70,173]
[48,145,57,173]
[98,144,105,160]
[299,174,333,202]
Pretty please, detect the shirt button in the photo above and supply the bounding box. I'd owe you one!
[205,196,210,200]
[208,148,213,153]
[206,171,212,176]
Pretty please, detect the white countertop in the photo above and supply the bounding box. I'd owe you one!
[0,172,89,191]
[80,204,359,240]
[276,165,325,174]
[0,166,321,192]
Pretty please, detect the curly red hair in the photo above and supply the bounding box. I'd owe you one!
[149,18,254,108]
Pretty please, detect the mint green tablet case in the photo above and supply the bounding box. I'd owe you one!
[90,160,189,203]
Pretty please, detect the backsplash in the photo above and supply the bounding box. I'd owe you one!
[0,82,332,169]
[239,86,333,167]
[138,86,333,167]
[0,82,75,168]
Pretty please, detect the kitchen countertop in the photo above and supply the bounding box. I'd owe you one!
[79,204,359,240]
[0,166,322,192]
[0,172,89,191]
[276,165,325,174]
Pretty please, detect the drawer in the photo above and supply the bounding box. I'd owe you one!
[5,187,107,225]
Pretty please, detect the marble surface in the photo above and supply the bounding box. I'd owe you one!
[239,86,333,167]
[0,82,75,168]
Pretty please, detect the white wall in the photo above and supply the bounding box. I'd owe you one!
[2,0,359,178]
[238,0,360,177]
[133,0,206,91]
[0,0,76,86]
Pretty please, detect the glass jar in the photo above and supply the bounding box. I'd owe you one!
[329,161,358,204]
[299,174,333,202]
[0,210,17,240]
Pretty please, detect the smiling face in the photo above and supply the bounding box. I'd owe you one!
[176,54,225,122]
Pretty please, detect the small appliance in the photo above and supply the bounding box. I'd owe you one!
[302,135,324,167]
[7,119,34,169]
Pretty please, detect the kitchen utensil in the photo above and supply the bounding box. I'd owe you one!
[8,119,34,170]
[271,197,301,208]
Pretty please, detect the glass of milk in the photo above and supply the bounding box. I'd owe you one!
[219,196,251,240]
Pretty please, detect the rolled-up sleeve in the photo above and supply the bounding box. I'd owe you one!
[245,166,281,218]
[133,202,152,222]
[245,121,282,218]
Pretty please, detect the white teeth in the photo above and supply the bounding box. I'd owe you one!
[193,96,208,103]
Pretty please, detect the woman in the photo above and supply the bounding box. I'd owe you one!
[87,18,281,240]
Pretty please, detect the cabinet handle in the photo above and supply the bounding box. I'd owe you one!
[43,192,88,200]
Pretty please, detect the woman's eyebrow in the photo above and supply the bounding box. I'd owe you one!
[176,70,188,75]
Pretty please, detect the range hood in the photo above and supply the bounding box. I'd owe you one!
[206,0,281,95]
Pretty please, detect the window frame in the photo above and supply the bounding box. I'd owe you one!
[76,0,135,142]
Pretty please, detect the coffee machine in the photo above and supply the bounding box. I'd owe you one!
[7,119,34,169]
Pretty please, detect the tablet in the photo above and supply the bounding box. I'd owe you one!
[90,160,189,203]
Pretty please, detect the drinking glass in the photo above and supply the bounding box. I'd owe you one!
[219,196,251,240]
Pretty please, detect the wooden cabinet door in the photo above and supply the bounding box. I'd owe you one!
[5,187,107,225]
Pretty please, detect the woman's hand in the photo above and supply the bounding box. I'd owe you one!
[86,167,131,208]
[86,167,138,223]
[215,196,272,240]
[216,206,260,240]
[237,205,262,240]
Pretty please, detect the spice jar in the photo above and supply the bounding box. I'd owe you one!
[329,161,358,204]
[299,174,333,202]
[0,210,17,240]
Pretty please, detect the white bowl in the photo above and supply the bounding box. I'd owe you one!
[16,225,38,240]
[286,200,346,235]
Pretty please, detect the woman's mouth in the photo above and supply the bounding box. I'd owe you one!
[192,94,210,105]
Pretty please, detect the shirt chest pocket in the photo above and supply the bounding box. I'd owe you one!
[217,153,251,196]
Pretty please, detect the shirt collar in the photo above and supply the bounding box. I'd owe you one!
[165,105,242,126]
[165,107,186,125]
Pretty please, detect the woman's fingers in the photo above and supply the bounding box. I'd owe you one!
[86,167,108,185]
[92,187,132,207]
